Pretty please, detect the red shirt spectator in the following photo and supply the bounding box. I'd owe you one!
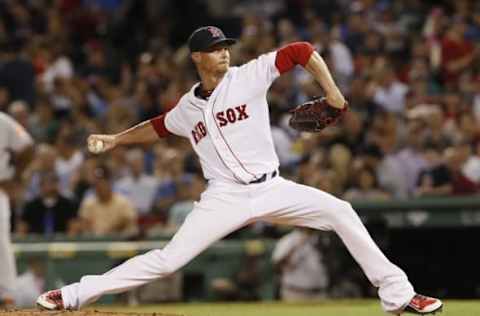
[441,20,474,84]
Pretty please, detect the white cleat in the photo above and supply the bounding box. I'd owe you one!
[36,289,65,310]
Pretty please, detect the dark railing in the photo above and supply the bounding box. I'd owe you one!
[351,195,480,212]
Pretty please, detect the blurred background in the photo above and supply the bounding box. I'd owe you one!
[1,0,480,308]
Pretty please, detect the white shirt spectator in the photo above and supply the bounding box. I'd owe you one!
[329,40,354,92]
[373,81,409,114]
[115,174,160,215]
[41,56,74,92]
[55,151,84,198]
[462,156,480,184]
[272,229,329,297]
[313,38,354,93]
[377,154,409,199]
[271,125,300,167]
[396,148,428,196]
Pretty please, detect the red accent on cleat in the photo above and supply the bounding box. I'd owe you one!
[36,289,65,310]
[403,294,443,314]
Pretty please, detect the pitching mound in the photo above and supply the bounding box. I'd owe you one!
[0,310,182,316]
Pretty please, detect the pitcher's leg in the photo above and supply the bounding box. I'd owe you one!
[256,178,414,312]
[0,194,16,301]
[320,198,414,312]
[61,204,250,309]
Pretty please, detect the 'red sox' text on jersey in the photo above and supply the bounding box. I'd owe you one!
[150,43,313,184]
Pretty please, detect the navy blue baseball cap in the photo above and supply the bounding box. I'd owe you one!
[188,26,236,52]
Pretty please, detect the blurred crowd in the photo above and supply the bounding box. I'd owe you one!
[1,0,480,239]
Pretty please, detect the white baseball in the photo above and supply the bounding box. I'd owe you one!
[89,139,104,153]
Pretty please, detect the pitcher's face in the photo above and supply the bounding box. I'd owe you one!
[193,43,231,74]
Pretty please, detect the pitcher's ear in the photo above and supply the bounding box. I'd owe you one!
[191,52,201,64]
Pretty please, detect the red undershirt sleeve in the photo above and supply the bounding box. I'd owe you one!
[275,42,315,74]
[150,114,170,138]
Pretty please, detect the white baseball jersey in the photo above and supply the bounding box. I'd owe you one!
[0,112,33,182]
[163,52,281,184]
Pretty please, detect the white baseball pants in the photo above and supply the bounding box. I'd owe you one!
[61,177,414,312]
[0,190,16,300]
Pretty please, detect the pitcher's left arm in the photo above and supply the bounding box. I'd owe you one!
[275,42,346,109]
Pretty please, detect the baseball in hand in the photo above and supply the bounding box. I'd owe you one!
[89,139,105,154]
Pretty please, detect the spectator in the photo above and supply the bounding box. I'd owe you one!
[415,146,452,197]
[272,228,329,302]
[444,145,478,195]
[0,40,35,106]
[344,13,367,55]
[327,110,367,156]
[440,18,474,87]
[270,107,301,169]
[152,147,187,219]
[462,141,480,185]
[372,66,409,114]
[18,172,78,236]
[38,41,73,93]
[411,104,452,150]
[54,126,84,199]
[74,165,138,236]
[451,141,480,188]
[472,76,480,124]
[167,173,205,230]
[309,19,354,93]
[394,122,429,196]
[467,8,480,41]
[107,146,131,180]
[49,77,80,118]
[28,97,59,143]
[23,143,57,201]
[327,144,352,189]
[344,164,390,201]
[78,41,114,82]
[7,100,29,129]
[115,148,160,216]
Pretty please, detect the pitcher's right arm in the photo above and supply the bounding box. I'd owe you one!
[87,113,172,153]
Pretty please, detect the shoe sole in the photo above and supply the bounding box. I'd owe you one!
[400,303,443,315]
[36,299,59,311]
[431,304,443,314]
[36,302,53,310]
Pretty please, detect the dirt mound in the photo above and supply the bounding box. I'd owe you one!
[0,310,182,316]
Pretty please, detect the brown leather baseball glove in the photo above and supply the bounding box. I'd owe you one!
[288,97,348,132]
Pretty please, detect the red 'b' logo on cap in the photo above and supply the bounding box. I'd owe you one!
[207,26,222,38]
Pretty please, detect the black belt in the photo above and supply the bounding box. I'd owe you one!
[249,170,278,184]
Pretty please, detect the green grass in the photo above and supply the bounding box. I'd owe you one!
[96,300,480,316]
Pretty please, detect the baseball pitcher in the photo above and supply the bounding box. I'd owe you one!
[37,26,442,315]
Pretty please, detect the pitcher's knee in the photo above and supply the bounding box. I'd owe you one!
[162,258,180,275]
[330,201,361,226]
